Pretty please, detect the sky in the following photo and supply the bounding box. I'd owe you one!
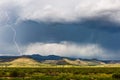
[0,0,120,60]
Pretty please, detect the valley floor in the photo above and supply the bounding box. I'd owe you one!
[0,67,119,80]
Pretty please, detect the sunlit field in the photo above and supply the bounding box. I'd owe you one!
[0,57,119,80]
[0,67,119,80]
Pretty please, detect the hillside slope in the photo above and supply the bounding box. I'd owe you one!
[42,58,105,66]
[8,57,41,67]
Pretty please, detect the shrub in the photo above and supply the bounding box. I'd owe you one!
[112,73,120,79]
[10,70,20,77]
[10,70,25,77]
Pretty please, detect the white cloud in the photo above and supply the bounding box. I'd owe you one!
[23,42,112,59]
[0,0,120,23]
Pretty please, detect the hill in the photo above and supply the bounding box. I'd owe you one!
[6,57,41,67]
[0,54,119,67]
[42,58,105,66]
[0,57,46,67]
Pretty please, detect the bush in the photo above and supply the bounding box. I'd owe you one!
[10,70,19,77]
[112,73,120,79]
[10,70,25,77]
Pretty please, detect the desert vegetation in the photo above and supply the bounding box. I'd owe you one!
[0,57,119,80]
[0,67,119,80]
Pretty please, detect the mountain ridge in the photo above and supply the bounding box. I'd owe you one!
[0,54,120,64]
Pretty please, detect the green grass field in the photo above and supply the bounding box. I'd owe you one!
[0,67,119,80]
[0,57,120,80]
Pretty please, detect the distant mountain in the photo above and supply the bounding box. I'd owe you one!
[0,54,65,62]
[0,56,19,62]
[0,57,106,67]
[42,58,105,66]
[28,54,65,61]
[0,54,120,65]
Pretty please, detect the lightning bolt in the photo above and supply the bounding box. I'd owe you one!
[1,12,22,56]
[9,26,22,55]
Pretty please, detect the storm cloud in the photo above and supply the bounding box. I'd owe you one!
[0,0,120,59]
[1,0,120,23]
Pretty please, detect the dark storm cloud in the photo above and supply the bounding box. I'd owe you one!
[1,0,120,59]
[15,18,120,51]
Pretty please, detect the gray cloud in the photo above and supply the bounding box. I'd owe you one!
[0,42,20,56]
[15,20,120,51]
[0,0,120,59]
[0,0,120,23]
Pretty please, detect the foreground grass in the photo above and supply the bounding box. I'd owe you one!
[0,67,119,80]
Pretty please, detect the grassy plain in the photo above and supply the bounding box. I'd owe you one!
[0,67,119,80]
[0,57,119,80]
